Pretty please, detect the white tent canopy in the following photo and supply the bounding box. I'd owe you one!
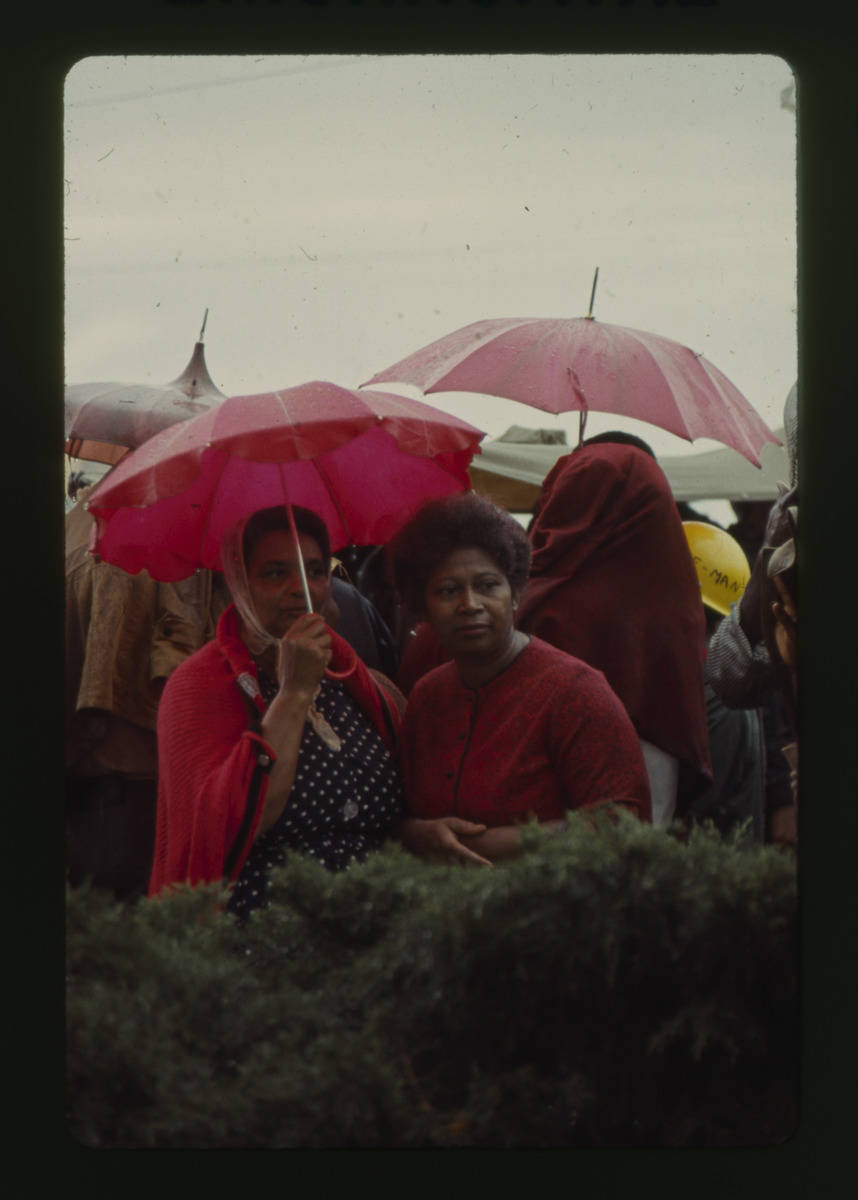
[470,426,789,513]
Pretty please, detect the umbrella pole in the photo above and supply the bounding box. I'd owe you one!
[279,465,314,613]
[577,406,588,447]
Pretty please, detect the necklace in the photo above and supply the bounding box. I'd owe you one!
[256,666,342,752]
[307,691,343,752]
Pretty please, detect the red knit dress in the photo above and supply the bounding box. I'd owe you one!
[400,637,652,826]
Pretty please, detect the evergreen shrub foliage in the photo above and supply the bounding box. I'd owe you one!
[66,814,797,1148]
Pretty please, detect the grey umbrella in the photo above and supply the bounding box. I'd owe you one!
[64,310,227,465]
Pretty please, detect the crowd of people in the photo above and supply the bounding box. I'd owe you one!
[65,386,799,913]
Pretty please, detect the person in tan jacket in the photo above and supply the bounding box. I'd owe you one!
[66,486,230,899]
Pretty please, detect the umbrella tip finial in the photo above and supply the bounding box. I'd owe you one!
[586,268,599,320]
[198,308,209,343]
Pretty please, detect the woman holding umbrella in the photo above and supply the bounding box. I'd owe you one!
[389,493,651,866]
[149,504,406,919]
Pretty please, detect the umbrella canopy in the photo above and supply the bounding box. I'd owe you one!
[364,315,781,467]
[65,332,227,465]
[85,381,484,581]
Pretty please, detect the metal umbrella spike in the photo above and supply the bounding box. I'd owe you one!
[586,266,599,320]
[166,310,224,399]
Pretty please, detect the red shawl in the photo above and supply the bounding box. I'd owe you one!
[516,443,711,783]
[149,604,401,896]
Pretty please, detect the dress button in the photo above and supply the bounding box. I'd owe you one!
[258,753,272,768]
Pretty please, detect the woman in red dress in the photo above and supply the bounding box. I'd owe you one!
[389,494,651,866]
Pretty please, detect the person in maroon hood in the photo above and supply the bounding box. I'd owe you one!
[516,433,712,828]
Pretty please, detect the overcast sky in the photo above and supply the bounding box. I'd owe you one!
[64,52,796,464]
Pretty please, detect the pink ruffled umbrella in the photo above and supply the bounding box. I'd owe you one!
[85,380,484,603]
[364,274,780,467]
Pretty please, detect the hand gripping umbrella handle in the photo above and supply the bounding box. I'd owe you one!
[280,478,354,682]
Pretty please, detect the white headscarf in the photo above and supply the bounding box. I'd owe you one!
[221,513,284,656]
[221,511,344,751]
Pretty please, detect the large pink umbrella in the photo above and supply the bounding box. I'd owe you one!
[65,313,227,465]
[85,380,484,587]
[363,311,780,467]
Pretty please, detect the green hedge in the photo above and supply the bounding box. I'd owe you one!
[66,814,797,1148]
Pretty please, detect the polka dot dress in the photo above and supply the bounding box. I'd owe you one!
[228,672,405,920]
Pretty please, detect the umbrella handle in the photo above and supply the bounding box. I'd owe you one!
[324,663,355,680]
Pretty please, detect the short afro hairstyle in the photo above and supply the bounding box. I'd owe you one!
[390,492,532,613]
[242,505,332,570]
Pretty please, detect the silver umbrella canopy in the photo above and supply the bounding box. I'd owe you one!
[64,311,228,465]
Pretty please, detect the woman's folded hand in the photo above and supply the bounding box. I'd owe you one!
[395,816,492,867]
